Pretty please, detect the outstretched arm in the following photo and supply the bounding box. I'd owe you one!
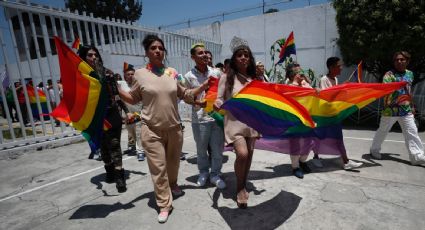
[177,78,209,104]
[118,87,136,105]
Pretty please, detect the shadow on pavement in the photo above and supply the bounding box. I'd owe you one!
[211,188,301,230]
[362,153,425,168]
[69,202,135,219]
[186,169,292,185]
[90,169,147,195]
[185,155,229,165]
[183,174,299,230]
[70,191,157,219]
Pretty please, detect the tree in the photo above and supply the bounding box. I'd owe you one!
[333,0,425,83]
[66,0,143,23]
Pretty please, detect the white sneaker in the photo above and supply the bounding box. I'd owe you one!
[312,158,323,168]
[197,173,209,187]
[343,160,363,170]
[93,149,101,161]
[210,176,226,189]
[410,153,425,166]
[370,151,382,160]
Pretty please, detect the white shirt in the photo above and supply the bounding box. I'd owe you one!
[319,74,338,89]
[184,66,222,123]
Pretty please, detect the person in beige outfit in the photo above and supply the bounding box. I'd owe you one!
[119,35,209,223]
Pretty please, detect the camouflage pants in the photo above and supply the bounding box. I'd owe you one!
[101,107,123,167]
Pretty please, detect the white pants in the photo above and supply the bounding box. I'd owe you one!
[370,114,424,156]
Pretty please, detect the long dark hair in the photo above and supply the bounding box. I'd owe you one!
[78,45,103,64]
[78,45,105,78]
[226,45,258,94]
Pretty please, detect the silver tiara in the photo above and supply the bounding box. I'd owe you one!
[229,36,249,53]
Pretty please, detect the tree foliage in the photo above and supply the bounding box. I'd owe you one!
[333,0,425,82]
[66,0,143,23]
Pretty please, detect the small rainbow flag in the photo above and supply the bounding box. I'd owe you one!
[276,31,296,64]
[204,77,221,113]
[51,36,108,152]
[203,77,225,127]
[71,36,81,49]
[27,84,49,120]
[123,62,129,72]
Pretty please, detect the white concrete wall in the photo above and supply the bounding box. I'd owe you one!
[179,3,340,77]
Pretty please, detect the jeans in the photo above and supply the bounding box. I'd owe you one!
[192,121,224,178]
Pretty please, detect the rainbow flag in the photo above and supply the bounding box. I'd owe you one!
[26,85,49,120]
[51,36,108,151]
[26,85,47,103]
[276,31,296,64]
[282,82,406,131]
[223,81,406,155]
[203,77,225,127]
[221,80,315,136]
[71,36,81,49]
[204,77,220,113]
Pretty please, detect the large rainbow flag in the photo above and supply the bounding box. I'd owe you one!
[280,82,406,130]
[51,36,108,151]
[221,80,315,136]
[276,31,296,64]
[222,81,406,155]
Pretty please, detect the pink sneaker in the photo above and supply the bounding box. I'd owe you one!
[158,207,173,223]
[158,211,169,223]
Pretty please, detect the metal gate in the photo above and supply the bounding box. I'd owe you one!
[0,0,222,152]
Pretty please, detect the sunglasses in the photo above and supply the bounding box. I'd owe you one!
[87,53,98,57]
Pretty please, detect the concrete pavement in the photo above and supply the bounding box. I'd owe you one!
[0,122,424,230]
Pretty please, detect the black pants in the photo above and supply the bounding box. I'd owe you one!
[19,103,29,124]
[7,101,17,121]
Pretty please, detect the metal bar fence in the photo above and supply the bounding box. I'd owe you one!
[0,0,222,151]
